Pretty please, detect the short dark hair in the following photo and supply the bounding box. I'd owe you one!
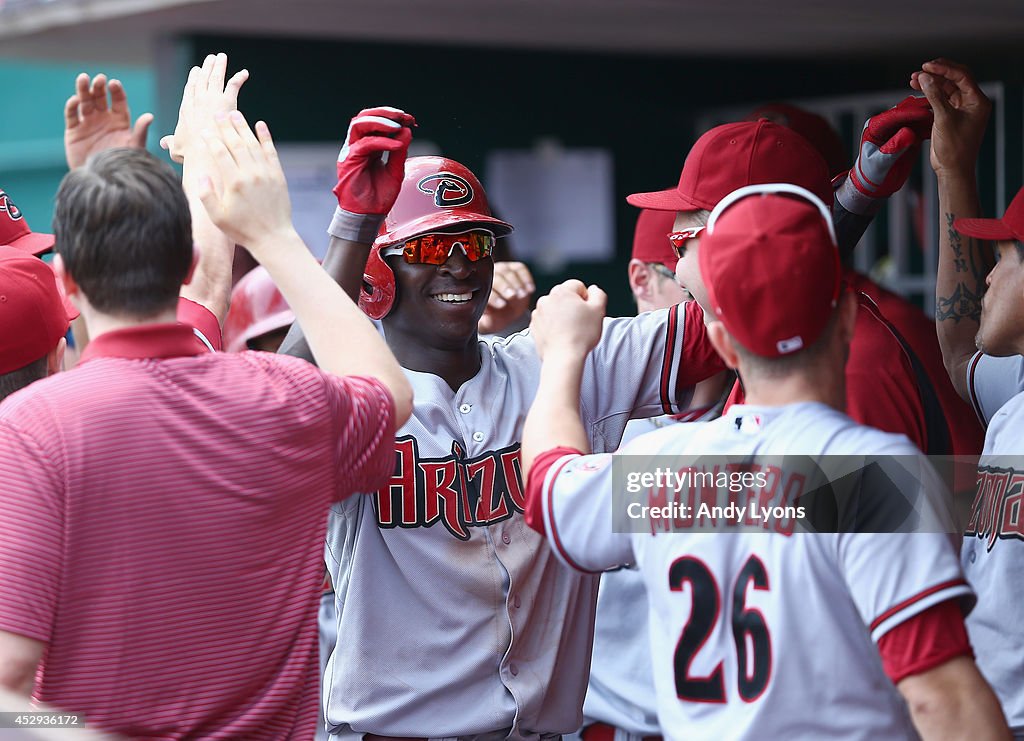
[731,308,839,379]
[54,148,192,318]
[1015,240,1024,262]
[0,355,48,402]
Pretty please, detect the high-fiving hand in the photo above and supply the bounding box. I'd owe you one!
[195,111,295,258]
[64,74,154,169]
[911,58,992,179]
[847,95,933,201]
[530,280,607,360]
[161,53,249,164]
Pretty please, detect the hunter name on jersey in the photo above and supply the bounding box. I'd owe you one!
[372,436,525,539]
[966,464,1024,551]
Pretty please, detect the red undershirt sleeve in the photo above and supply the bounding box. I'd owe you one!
[876,598,973,684]
[523,446,584,535]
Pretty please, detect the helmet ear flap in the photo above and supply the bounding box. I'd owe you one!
[359,245,397,320]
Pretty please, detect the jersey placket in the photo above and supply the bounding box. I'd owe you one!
[453,384,533,729]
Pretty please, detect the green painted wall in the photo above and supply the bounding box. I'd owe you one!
[0,60,155,232]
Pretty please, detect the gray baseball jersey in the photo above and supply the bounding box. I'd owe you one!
[323,302,719,740]
[584,412,716,737]
[537,401,971,741]
[963,351,1024,732]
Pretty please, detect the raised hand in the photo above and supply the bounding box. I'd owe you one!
[848,95,933,200]
[64,73,154,169]
[196,111,294,258]
[530,280,606,360]
[333,106,417,215]
[160,53,249,164]
[834,94,934,216]
[911,58,992,178]
[479,261,535,335]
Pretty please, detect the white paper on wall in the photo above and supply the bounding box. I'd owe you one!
[485,143,615,269]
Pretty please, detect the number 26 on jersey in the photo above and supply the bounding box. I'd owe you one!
[671,554,772,703]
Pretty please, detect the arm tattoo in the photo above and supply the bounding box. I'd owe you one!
[949,213,969,273]
[936,282,984,323]
[937,213,991,324]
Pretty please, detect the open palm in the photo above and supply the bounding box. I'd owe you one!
[64,73,153,169]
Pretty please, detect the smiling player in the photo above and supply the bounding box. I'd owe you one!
[281,106,726,740]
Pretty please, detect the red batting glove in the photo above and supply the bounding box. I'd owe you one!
[848,96,933,200]
[333,106,416,215]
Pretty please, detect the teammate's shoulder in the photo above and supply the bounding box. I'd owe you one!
[833,418,922,456]
[851,294,907,351]
[785,402,917,453]
[230,348,313,372]
[748,402,918,455]
[479,326,538,360]
[599,306,675,334]
[229,350,358,393]
[988,386,1024,425]
[618,417,707,455]
[0,369,68,422]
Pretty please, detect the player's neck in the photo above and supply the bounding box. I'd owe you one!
[384,328,482,392]
[78,302,180,343]
[738,368,845,411]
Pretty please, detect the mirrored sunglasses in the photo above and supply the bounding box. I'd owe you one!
[666,225,706,259]
[384,230,496,265]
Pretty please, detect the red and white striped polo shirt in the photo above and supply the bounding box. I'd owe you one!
[176,296,223,352]
[0,323,395,740]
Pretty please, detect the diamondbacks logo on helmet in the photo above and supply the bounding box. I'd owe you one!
[0,192,24,221]
[417,172,474,208]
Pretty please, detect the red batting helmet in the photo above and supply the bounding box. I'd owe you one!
[360,156,513,319]
[224,266,296,353]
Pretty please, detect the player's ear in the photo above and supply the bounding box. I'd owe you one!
[52,254,79,299]
[47,336,67,377]
[707,320,740,369]
[182,242,201,286]
[627,259,653,302]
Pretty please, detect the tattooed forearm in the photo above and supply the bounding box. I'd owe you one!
[938,213,990,325]
[948,213,969,273]
[946,213,994,281]
[936,282,984,323]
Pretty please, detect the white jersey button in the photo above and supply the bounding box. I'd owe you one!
[509,664,519,676]
[502,533,511,545]
[472,431,485,442]
[459,403,472,414]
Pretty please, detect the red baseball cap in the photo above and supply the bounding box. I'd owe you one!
[0,189,55,255]
[953,186,1024,242]
[0,246,77,374]
[699,184,841,358]
[627,120,833,212]
[747,103,849,177]
[630,209,678,270]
